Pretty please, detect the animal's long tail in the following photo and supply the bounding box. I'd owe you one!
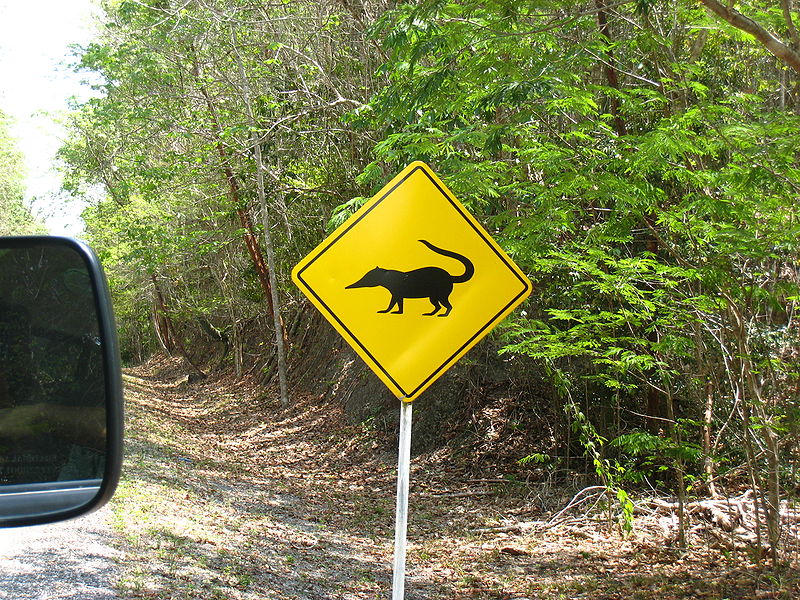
[419,240,474,283]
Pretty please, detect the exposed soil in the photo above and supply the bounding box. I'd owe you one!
[110,356,800,599]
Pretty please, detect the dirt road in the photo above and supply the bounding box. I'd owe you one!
[116,363,424,599]
[108,359,799,600]
[0,507,119,600]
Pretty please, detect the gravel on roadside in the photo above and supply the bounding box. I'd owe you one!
[0,506,120,600]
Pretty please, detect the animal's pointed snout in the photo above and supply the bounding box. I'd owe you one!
[345,267,382,290]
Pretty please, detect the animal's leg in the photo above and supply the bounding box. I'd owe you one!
[438,297,453,317]
[378,297,398,313]
[379,296,404,314]
[423,298,442,316]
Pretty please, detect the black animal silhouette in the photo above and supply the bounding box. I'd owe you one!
[345,240,474,316]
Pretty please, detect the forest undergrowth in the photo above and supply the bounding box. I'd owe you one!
[110,356,800,600]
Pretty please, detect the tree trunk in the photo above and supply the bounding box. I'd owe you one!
[150,274,207,378]
[664,385,687,548]
[189,49,276,319]
[152,301,174,354]
[694,321,719,497]
[151,274,175,353]
[703,379,719,497]
[595,0,627,136]
[230,24,290,408]
[699,0,800,75]
[725,294,781,561]
[760,416,783,563]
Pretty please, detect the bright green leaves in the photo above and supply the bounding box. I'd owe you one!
[50,0,800,532]
[61,0,388,364]
[0,111,43,235]
[503,245,695,395]
[350,0,800,516]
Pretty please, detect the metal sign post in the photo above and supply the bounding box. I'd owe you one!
[392,401,413,599]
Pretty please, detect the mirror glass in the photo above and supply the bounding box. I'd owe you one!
[0,241,111,522]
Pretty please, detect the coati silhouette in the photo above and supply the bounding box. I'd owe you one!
[345,239,474,316]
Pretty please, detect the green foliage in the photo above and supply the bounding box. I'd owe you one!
[348,0,800,534]
[59,0,800,548]
[611,428,703,483]
[0,111,44,235]
[518,453,550,466]
[61,0,380,361]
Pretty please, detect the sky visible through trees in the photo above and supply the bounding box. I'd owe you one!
[0,0,98,235]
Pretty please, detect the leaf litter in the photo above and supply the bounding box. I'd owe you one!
[110,357,800,599]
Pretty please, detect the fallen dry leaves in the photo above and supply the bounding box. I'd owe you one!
[110,357,800,599]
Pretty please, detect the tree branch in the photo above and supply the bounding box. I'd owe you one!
[781,0,800,50]
[699,0,800,74]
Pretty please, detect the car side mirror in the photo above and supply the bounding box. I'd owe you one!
[0,236,123,527]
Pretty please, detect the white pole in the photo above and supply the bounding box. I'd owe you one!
[391,400,413,599]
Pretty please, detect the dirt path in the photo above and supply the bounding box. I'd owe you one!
[116,362,436,599]
[0,507,120,600]
[111,359,800,600]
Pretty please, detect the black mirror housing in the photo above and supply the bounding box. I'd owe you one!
[0,236,123,527]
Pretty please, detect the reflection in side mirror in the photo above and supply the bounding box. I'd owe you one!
[0,237,123,527]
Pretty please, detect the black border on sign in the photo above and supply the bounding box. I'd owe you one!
[295,164,532,399]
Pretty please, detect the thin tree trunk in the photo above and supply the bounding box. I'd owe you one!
[664,385,687,548]
[741,401,764,558]
[703,379,719,497]
[724,294,781,561]
[230,24,290,408]
[151,274,175,353]
[189,49,276,318]
[152,299,174,353]
[150,274,207,378]
[760,415,782,563]
[694,321,719,497]
[595,0,627,136]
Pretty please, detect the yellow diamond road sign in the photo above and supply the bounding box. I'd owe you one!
[291,162,532,401]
